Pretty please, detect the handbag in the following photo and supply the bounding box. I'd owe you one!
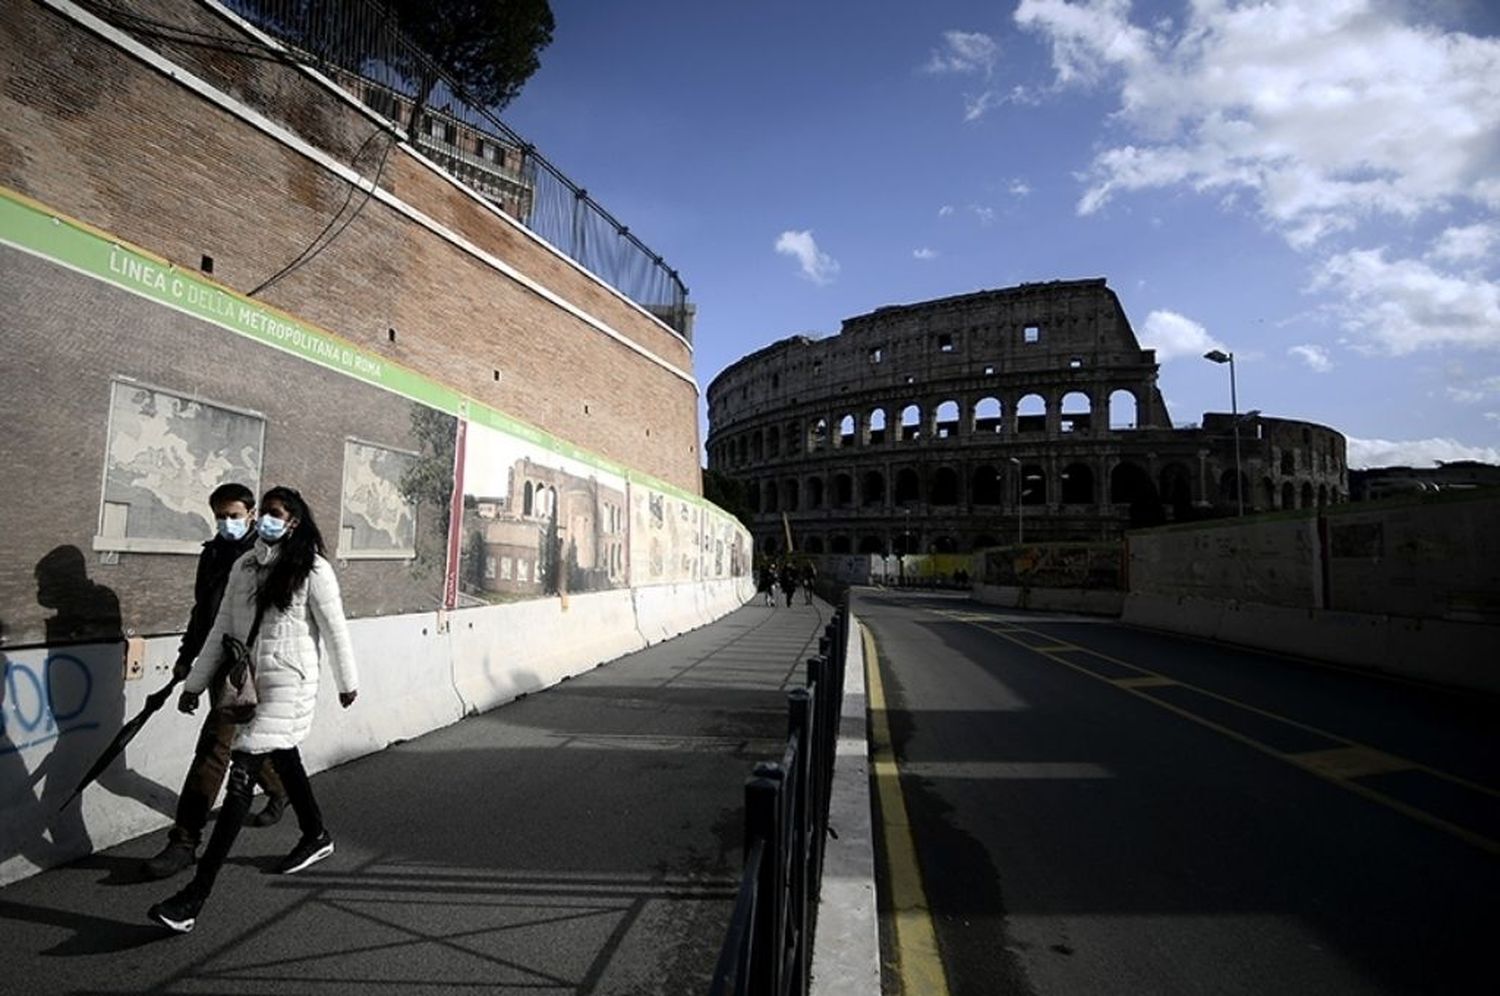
[214,601,266,724]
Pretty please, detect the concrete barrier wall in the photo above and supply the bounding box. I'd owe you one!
[973,583,1125,616]
[1,577,753,886]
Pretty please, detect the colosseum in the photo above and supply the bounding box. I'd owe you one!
[705,278,1348,557]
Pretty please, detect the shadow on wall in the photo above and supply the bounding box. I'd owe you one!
[1,546,174,873]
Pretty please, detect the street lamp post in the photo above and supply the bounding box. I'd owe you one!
[1203,349,1243,516]
[1008,457,1024,546]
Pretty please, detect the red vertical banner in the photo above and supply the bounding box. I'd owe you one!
[442,417,468,610]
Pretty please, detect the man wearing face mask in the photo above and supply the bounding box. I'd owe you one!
[141,483,288,880]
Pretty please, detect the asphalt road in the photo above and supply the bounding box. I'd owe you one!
[858,590,1500,996]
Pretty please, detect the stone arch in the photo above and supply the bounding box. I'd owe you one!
[752,429,764,461]
[931,466,959,505]
[831,535,852,554]
[868,408,888,445]
[934,400,961,438]
[973,396,1002,434]
[1218,469,1247,507]
[1282,481,1295,509]
[782,478,800,512]
[1060,462,1094,504]
[809,417,829,450]
[834,473,854,508]
[1111,461,1163,526]
[1318,484,1329,506]
[804,536,825,554]
[1060,391,1092,434]
[900,404,922,441]
[1016,393,1046,433]
[971,465,1002,505]
[763,479,779,513]
[766,424,781,457]
[1280,450,1295,475]
[858,535,885,555]
[862,470,886,506]
[807,476,825,509]
[838,414,856,447]
[1261,477,1275,510]
[523,480,534,516]
[1302,482,1314,508]
[736,436,748,464]
[894,467,920,504]
[1109,389,1138,430]
[1159,462,1192,519]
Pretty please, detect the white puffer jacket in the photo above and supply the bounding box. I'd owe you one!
[186,540,358,753]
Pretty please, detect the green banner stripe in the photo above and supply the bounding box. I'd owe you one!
[1,187,722,517]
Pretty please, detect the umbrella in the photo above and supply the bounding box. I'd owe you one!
[61,674,183,809]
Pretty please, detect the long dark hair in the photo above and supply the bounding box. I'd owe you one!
[256,486,326,612]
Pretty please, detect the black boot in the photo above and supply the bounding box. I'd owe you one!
[246,793,286,828]
[141,838,197,880]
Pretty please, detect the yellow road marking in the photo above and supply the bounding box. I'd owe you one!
[1113,675,1179,689]
[928,608,1500,856]
[864,625,952,996]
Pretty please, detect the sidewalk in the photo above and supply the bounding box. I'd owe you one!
[0,598,832,995]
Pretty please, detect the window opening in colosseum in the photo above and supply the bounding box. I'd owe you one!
[1020,464,1047,505]
[737,437,748,464]
[972,465,1002,505]
[772,373,780,388]
[862,471,886,506]
[1281,450,1296,474]
[1024,325,1040,343]
[812,417,830,449]
[1159,463,1192,518]
[869,346,885,364]
[808,477,825,508]
[931,467,959,505]
[814,360,823,374]
[749,486,761,513]
[868,408,888,444]
[895,468,920,505]
[1060,392,1092,434]
[838,415,856,446]
[1318,485,1329,506]
[1262,478,1276,510]
[1017,394,1046,433]
[767,425,781,456]
[1302,482,1314,507]
[524,481,534,516]
[973,397,1002,434]
[935,400,960,438]
[901,404,922,441]
[835,474,853,507]
[764,481,779,513]
[1061,464,1094,504]
[1282,481,1295,509]
[938,333,955,352]
[1108,389,1138,429]
[1069,356,1083,368]
[1219,470,1247,507]
[784,479,800,511]
[1110,463,1155,507]
[805,537,825,554]
[984,365,996,376]
[832,535,852,554]
[752,431,764,461]
[859,536,885,555]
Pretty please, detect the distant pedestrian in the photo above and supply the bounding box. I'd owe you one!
[149,486,358,934]
[141,484,288,881]
[801,562,816,604]
[758,563,777,607]
[779,562,798,607]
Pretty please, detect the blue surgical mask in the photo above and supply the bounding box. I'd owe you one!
[257,516,289,542]
[216,517,249,541]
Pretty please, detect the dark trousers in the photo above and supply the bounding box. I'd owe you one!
[187,748,323,900]
[168,710,285,847]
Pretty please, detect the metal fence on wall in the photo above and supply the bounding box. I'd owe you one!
[214,0,692,338]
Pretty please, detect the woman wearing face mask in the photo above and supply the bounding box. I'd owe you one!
[149,486,359,934]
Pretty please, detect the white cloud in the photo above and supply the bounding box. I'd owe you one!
[1430,222,1499,263]
[1139,309,1228,362]
[938,204,956,217]
[969,204,996,225]
[1009,178,1033,197]
[1312,249,1500,353]
[1445,375,1500,404]
[1014,0,1500,246]
[1288,343,1332,372]
[1346,436,1500,468]
[923,30,998,76]
[774,230,840,285]
[963,90,1003,122]
[913,247,938,260]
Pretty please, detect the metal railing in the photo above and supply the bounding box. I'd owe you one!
[210,0,691,338]
[710,598,849,996]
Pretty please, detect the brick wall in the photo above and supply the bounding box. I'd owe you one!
[0,0,701,493]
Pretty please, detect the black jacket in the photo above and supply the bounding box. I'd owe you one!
[175,531,256,668]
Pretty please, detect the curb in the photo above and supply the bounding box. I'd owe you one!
[809,609,881,995]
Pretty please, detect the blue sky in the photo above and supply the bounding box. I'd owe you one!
[503,0,1500,468]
